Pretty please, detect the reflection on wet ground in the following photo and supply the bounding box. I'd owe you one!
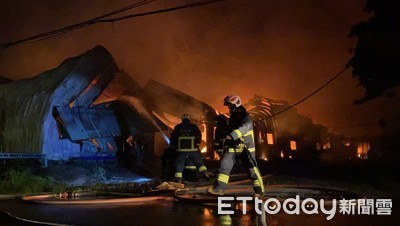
[0,197,399,226]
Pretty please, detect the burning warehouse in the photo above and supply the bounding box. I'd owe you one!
[142,88,332,162]
[0,45,370,165]
[245,95,378,161]
[246,95,328,161]
[0,46,166,162]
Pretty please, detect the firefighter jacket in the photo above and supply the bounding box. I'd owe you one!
[226,106,255,153]
[170,119,201,152]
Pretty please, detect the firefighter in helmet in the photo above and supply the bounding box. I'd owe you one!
[207,94,265,196]
[171,113,208,183]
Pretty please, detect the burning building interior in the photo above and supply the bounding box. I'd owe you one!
[0,46,377,167]
[246,95,328,161]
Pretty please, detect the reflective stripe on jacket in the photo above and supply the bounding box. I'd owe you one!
[228,106,255,153]
[170,120,201,152]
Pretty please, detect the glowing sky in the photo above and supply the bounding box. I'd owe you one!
[1,0,398,136]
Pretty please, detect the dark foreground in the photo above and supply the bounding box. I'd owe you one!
[0,196,399,226]
[1,159,400,225]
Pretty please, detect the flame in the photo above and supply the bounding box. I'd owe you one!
[214,151,220,160]
[323,141,331,150]
[201,122,207,145]
[280,150,284,158]
[203,208,211,216]
[357,142,370,159]
[267,133,274,144]
[201,147,207,153]
[290,141,297,150]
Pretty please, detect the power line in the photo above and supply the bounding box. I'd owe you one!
[0,0,225,50]
[96,0,225,23]
[1,0,157,49]
[255,66,350,122]
[189,66,350,126]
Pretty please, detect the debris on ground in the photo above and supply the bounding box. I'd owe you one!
[152,181,185,191]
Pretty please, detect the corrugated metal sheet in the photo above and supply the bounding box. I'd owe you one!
[54,106,120,141]
[0,46,118,158]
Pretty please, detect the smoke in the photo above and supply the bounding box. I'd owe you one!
[2,0,392,135]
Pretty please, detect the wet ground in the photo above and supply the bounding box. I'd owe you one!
[1,159,399,225]
[0,196,399,226]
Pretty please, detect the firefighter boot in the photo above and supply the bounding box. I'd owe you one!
[206,186,224,196]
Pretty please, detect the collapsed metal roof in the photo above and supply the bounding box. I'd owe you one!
[0,46,167,160]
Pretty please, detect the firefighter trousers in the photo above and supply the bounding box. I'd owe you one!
[214,150,264,194]
[174,151,207,181]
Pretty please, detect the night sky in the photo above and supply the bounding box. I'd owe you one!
[1,0,398,136]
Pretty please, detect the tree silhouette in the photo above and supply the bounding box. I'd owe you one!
[348,0,400,104]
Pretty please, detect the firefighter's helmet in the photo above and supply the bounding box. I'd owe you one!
[224,94,242,107]
[181,113,190,120]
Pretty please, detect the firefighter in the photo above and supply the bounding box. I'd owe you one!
[171,113,208,183]
[207,94,265,196]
